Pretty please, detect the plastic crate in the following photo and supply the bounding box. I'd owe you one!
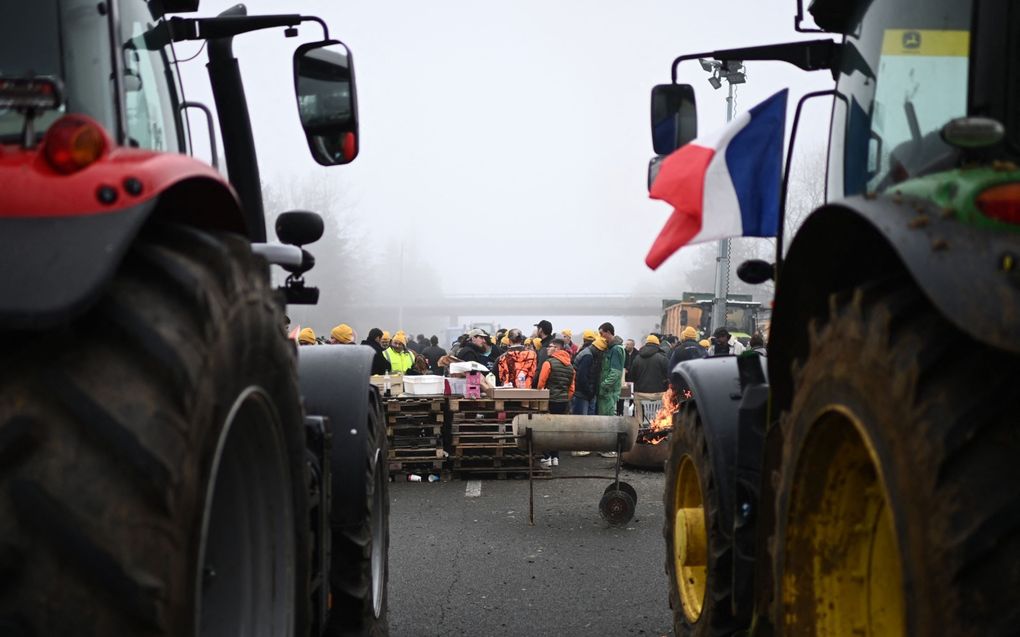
[403,375,446,395]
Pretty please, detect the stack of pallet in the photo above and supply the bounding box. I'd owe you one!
[385,396,447,479]
[448,396,550,479]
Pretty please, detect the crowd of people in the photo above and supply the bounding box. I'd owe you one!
[289,317,767,465]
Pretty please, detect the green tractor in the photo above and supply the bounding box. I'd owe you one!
[650,0,1020,635]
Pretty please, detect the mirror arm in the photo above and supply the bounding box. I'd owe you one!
[167,14,328,42]
[670,39,841,83]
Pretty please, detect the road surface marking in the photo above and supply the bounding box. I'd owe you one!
[465,481,482,498]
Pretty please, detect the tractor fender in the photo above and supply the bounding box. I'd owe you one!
[670,355,745,539]
[0,149,246,330]
[769,194,1020,412]
[297,345,380,528]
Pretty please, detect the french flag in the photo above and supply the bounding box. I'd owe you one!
[645,89,788,270]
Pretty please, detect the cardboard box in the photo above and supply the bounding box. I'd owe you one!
[370,373,403,397]
[490,388,550,400]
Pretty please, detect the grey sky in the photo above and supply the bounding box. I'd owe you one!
[178,0,832,334]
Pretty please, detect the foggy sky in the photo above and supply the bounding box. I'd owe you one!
[177,0,832,336]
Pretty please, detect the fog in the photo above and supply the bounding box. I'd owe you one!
[177,0,832,342]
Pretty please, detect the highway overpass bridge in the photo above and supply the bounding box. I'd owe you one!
[346,294,666,322]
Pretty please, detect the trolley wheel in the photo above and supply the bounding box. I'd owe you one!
[599,489,636,526]
[603,481,638,505]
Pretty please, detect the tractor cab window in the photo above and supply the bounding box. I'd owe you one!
[118,1,185,152]
[842,1,972,194]
[0,0,116,143]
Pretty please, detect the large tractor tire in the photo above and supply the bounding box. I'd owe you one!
[325,388,390,637]
[772,278,1020,636]
[0,225,310,636]
[663,404,741,636]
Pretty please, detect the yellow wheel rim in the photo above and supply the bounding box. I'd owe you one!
[782,407,905,636]
[673,455,707,623]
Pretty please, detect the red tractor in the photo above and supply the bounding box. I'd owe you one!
[0,1,387,635]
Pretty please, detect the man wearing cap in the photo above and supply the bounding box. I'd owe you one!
[711,327,745,356]
[298,327,317,346]
[380,331,392,350]
[383,334,416,374]
[530,319,554,388]
[361,327,389,375]
[669,325,708,372]
[561,329,578,358]
[571,335,599,417]
[458,328,499,378]
[629,335,669,425]
[329,323,356,345]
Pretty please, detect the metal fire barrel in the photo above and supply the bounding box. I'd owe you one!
[511,414,638,452]
[621,438,671,468]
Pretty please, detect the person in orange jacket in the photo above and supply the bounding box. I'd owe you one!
[497,328,538,387]
[537,338,576,467]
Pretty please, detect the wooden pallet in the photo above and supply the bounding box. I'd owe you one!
[388,422,443,437]
[385,396,446,413]
[391,435,443,450]
[451,467,547,480]
[387,411,444,425]
[451,442,523,457]
[447,398,549,414]
[388,459,446,473]
[387,447,446,462]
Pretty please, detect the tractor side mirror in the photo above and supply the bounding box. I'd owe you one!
[651,83,697,155]
[275,210,324,247]
[737,259,774,284]
[293,40,359,166]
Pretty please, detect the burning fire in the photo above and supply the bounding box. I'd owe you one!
[639,387,690,445]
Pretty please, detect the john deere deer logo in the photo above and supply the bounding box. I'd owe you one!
[902,31,921,49]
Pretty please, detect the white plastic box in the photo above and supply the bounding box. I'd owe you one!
[403,375,446,395]
[445,377,467,396]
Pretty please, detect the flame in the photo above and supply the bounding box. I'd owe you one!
[644,387,688,445]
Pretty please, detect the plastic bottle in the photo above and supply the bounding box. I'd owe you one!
[407,474,422,482]
[383,371,391,397]
[427,474,440,483]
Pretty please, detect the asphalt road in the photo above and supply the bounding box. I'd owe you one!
[387,454,674,637]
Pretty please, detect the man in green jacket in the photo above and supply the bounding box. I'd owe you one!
[596,331,625,416]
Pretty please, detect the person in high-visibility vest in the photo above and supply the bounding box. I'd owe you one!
[383,333,415,374]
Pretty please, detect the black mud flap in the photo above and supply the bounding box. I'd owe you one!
[0,202,154,329]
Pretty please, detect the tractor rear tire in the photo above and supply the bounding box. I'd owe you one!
[772,278,1020,636]
[324,389,390,637]
[0,225,309,636]
[663,405,741,637]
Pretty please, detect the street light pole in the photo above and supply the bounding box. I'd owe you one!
[712,80,736,334]
[701,59,744,334]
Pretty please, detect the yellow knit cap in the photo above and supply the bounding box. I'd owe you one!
[646,334,660,345]
[593,336,608,350]
[298,327,316,345]
[682,326,699,340]
[699,339,711,348]
[582,329,597,341]
[331,323,354,343]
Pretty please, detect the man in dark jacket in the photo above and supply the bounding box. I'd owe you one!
[457,328,499,378]
[361,327,389,376]
[571,343,597,416]
[668,326,707,374]
[422,335,447,373]
[630,335,669,425]
[530,319,554,388]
